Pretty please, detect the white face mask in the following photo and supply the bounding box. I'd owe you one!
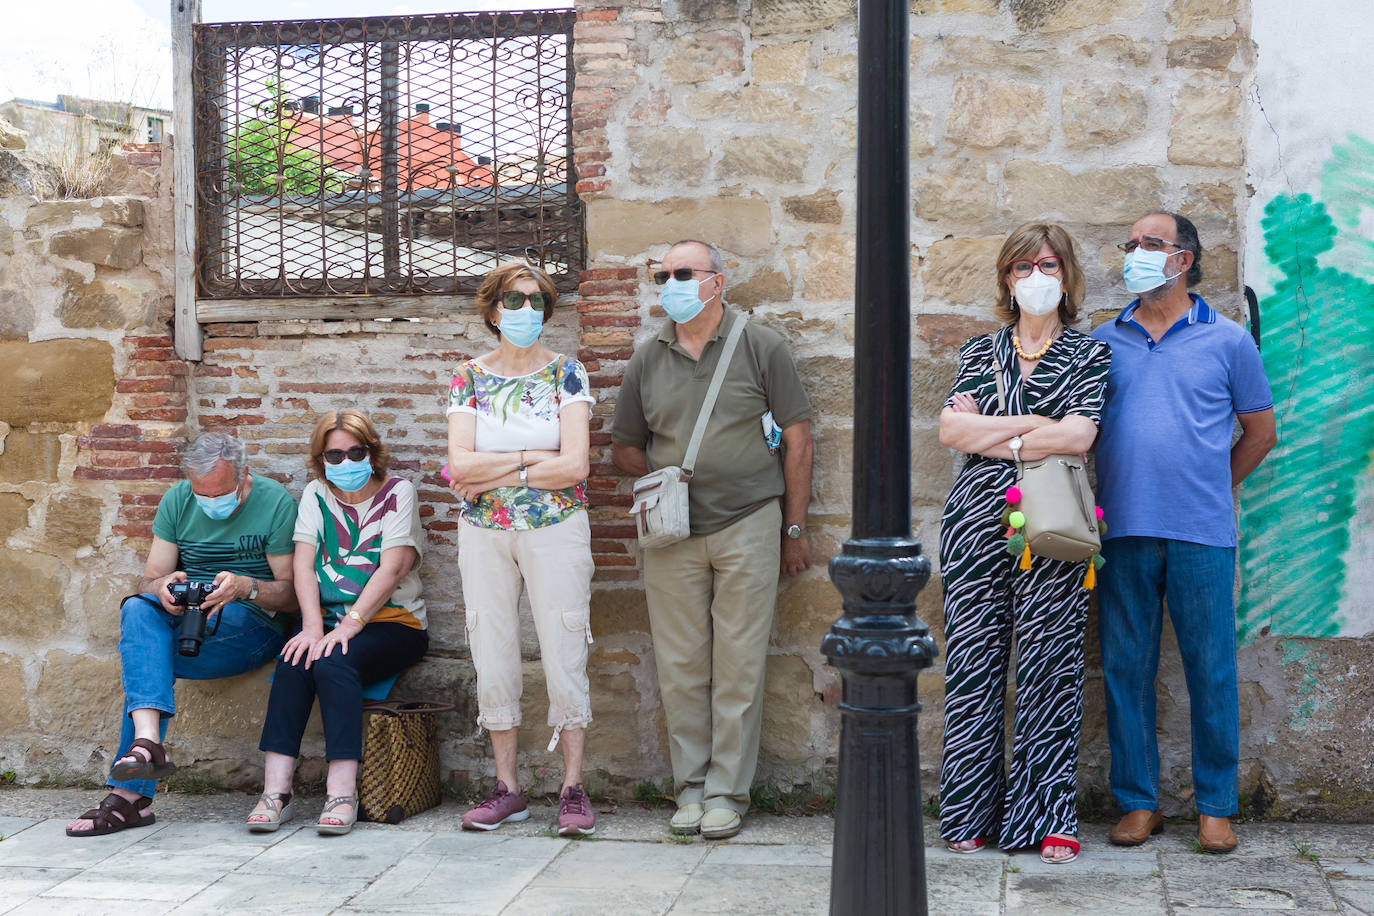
[1013,269,1063,316]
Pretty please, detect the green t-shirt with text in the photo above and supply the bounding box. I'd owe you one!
[151,473,297,583]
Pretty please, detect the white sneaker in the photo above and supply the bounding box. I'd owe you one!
[670,803,704,835]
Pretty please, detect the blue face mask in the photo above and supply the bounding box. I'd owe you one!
[325,457,374,492]
[660,277,708,324]
[498,306,544,349]
[195,485,241,520]
[1123,248,1184,294]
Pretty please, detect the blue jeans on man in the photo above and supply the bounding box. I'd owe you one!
[111,593,284,798]
[1097,537,1240,818]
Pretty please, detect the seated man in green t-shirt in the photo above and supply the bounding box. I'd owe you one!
[66,432,299,837]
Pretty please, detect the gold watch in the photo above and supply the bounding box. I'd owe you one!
[346,610,366,626]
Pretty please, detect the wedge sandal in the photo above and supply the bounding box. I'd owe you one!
[246,792,295,833]
[317,795,358,836]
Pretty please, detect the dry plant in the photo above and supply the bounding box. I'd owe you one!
[47,142,117,199]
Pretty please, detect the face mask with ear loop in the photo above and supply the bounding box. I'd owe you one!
[1123,248,1185,294]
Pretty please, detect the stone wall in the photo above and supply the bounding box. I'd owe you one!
[1,0,1370,819]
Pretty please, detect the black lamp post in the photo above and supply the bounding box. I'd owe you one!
[821,0,938,908]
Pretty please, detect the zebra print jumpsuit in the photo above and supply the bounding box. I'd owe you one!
[938,326,1110,850]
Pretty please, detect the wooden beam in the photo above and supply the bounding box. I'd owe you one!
[196,296,469,322]
[172,0,203,360]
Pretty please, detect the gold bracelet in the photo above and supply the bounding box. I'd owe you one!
[346,610,366,627]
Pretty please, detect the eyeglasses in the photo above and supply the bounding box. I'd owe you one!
[1116,236,1182,254]
[652,267,717,285]
[321,445,369,464]
[501,290,548,311]
[1009,256,1063,278]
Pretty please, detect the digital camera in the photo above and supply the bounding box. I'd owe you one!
[170,580,219,658]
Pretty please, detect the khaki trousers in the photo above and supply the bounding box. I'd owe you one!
[643,500,781,815]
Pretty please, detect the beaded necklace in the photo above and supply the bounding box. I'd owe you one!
[1012,328,1058,361]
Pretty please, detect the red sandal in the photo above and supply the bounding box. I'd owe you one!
[1040,833,1080,864]
[66,793,155,837]
[110,737,177,781]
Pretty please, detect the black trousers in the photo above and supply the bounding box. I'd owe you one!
[259,622,428,761]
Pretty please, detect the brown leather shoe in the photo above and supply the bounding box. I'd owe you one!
[1109,809,1165,846]
[1197,814,1238,853]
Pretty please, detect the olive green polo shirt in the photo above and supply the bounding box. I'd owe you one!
[612,307,812,536]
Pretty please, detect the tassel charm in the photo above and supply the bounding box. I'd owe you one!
[1020,542,1032,570]
[1083,561,1096,590]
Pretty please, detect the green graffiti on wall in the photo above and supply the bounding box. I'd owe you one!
[1237,135,1374,642]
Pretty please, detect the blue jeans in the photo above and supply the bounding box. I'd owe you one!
[111,593,285,799]
[1097,537,1239,817]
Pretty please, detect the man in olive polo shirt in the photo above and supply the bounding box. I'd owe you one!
[611,238,813,840]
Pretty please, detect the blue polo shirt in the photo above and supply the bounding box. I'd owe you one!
[1092,293,1272,548]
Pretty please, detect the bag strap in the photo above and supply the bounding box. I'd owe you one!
[988,332,1010,417]
[682,313,748,475]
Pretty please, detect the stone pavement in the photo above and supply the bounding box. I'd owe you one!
[0,790,1371,914]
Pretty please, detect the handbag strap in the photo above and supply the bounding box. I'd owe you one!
[682,313,748,475]
[988,332,1010,417]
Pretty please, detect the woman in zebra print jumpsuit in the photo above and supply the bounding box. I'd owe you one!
[936,223,1111,862]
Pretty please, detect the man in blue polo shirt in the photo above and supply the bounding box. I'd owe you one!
[1093,211,1276,854]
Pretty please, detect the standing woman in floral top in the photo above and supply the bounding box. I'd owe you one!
[447,262,597,836]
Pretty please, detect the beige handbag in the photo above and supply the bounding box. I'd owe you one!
[629,315,747,549]
[991,342,1101,563]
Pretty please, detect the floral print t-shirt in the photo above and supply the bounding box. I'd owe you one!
[446,354,595,530]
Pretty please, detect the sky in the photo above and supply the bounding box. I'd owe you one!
[0,0,563,112]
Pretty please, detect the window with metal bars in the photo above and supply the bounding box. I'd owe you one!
[193,10,582,301]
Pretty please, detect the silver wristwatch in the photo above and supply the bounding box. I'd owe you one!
[518,464,529,488]
[784,524,804,539]
[1008,436,1024,462]
[247,578,259,602]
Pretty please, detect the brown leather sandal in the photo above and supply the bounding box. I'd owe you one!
[66,792,155,837]
[110,737,177,781]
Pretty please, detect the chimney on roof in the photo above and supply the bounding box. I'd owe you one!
[327,105,352,117]
[477,155,491,166]
[301,95,320,114]
[415,103,430,113]
[434,122,451,131]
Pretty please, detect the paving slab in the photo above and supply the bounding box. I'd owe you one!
[171,873,370,916]
[0,817,39,840]
[233,825,429,878]
[925,854,1004,916]
[412,830,568,860]
[526,839,709,891]
[0,818,163,868]
[1160,853,1338,912]
[1006,873,1167,915]
[0,867,82,915]
[9,898,178,916]
[700,843,831,867]
[670,863,829,915]
[108,820,291,867]
[40,854,228,904]
[343,851,550,914]
[1330,879,1374,915]
[504,884,680,916]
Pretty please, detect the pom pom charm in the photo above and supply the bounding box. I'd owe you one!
[1008,511,1026,530]
[1005,486,1022,504]
[1094,505,1104,520]
[1001,506,1015,526]
[1006,533,1026,555]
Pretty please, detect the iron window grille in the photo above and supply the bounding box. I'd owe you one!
[193,10,582,299]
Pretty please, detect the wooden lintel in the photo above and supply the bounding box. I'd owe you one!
[196,296,469,322]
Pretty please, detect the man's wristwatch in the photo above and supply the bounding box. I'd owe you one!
[247,578,259,602]
[784,524,804,540]
[1008,435,1024,462]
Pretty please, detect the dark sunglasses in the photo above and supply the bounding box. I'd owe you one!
[502,290,548,311]
[652,267,716,285]
[321,445,370,464]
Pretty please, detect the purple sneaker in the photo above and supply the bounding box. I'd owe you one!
[557,783,596,836]
[462,781,530,831]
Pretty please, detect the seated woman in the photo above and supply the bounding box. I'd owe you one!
[447,262,596,835]
[936,222,1110,864]
[246,408,429,835]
